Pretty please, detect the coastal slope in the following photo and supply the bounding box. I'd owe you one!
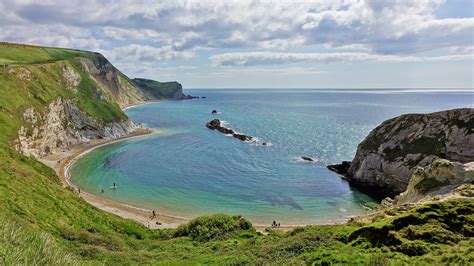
[0,43,191,158]
[0,42,472,264]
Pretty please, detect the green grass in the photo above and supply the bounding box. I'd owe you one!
[0,42,472,264]
[1,141,472,264]
[0,42,93,65]
[0,217,78,265]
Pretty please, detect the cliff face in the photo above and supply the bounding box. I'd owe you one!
[78,55,146,107]
[15,97,136,158]
[132,78,192,100]
[329,108,474,200]
[1,43,143,158]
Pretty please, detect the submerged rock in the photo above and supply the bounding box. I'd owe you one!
[212,110,218,114]
[206,119,253,142]
[301,156,314,162]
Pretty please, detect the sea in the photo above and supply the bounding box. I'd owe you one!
[69,89,474,225]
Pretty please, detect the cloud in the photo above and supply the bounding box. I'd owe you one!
[104,44,195,62]
[211,52,474,66]
[207,67,326,77]
[0,0,472,56]
[0,24,105,50]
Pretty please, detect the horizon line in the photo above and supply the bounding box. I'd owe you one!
[184,87,474,90]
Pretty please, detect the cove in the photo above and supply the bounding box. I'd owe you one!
[69,89,473,225]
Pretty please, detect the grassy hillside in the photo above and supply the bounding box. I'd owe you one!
[0,43,472,264]
[0,43,127,142]
[0,42,93,65]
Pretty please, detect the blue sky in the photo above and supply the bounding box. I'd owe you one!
[1,0,473,88]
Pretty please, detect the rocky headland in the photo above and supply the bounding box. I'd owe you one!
[132,78,195,100]
[328,108,474,202]
[2,43,194,159]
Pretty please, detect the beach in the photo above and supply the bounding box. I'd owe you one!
[40,127,190,229]
[41,126,299,231]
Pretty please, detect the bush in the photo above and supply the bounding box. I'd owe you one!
[396,240,429,256]
[173,214,253,242]
[402,224,461,244]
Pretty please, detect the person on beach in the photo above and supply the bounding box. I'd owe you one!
[278,223,280,228]
[101,189,104,194]
[152,210,157,219]
[78,188,81,194]
[113,182,116,188]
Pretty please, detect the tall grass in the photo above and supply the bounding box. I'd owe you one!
[0,217,78,265]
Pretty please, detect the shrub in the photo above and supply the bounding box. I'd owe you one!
[173,214,253,242]
[396,240,429,256]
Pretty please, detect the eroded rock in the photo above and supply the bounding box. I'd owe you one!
[328,108,474,200]
[206,119,253,142]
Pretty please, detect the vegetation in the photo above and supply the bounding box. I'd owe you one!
[0,42,93,65]
[0,42,472,264]
[0,42,126,141]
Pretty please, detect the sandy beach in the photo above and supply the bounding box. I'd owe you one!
[40,127,190,229]
[40,125,300,232]
[38,99,302,232]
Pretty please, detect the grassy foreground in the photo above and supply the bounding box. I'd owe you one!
[0,43,472,264]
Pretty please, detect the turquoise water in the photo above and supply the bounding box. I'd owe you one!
[70,89,474,225]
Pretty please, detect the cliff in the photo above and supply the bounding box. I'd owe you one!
[0,43,145,158]
[0,43,193,159]
[132,78,192,100]
[328,108,474,200]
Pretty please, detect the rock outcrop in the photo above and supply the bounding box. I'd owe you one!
[328,108,474,200]
[132,78,193,100]
[15,97,137,158]
[206,119,253,142]
[79,56,146,107]
[393,159,473,205]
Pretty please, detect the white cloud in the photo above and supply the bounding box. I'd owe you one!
[211,51,474,66]
[104,44,195,62]
[1,0,472,55]
[207,67,326,77]
[0,24,105,50]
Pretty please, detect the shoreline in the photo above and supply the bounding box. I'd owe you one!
[44,101,356,232]
[49,126,311,231]
[43,127,191,229]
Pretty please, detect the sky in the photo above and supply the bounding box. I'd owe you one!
[1,0,473,89]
